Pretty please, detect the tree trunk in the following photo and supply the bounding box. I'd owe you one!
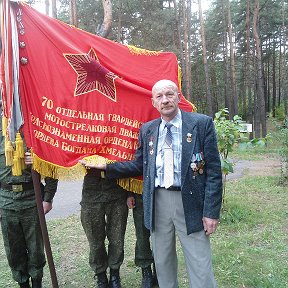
[51,0,57,18]
[182,0,192,100]
[186,0,192,101]
[97,0,113,38]
[174,0,185,92]
[278,36,282,107]
[221,0,231,116]
[267,40,272,114]
[281,0,288,115]
[227,0,238,117]
[198,0,213,116]
[45,0,49,15]
[69,0,78,27]
[272,44,276,117]
[253,0,266,137]
[173,0,184,64]
[243,0,251,122]
[116,0,123,43]
[267,53,271,113]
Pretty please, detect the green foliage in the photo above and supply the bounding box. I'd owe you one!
[275,104,286,121]
[221,158,234,175]
[214,108,243,172]
[214,108,272,203]
[273,117,288,184]
[214,108,272,170]
[237,134,272,150]
[214,108,243,204]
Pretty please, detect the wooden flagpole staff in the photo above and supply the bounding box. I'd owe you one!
[31,169,59,288]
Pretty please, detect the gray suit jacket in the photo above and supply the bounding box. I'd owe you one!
[107,110,222,234]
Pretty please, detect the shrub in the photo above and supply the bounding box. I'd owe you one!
[214,108,271,203]
[274,116,288,184]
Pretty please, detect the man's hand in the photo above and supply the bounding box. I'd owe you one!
[24,151,33,165]
[43,201,53,214]
[127,196,135,209]
[202,217,219,236]
[79,159,107,170]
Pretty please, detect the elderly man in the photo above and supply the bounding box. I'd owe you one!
[80,79,222,288]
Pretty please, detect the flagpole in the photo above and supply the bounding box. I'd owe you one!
[31,169,59,288]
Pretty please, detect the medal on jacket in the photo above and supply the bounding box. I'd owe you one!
[190,162,197,171]
[191,153,205,175]
[187,133,192,143]
[149,137,154,155]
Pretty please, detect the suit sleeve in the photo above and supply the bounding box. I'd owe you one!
[203,117,223,219]
[106,126,144,179]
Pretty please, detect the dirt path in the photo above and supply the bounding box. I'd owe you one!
[227,157,282,180]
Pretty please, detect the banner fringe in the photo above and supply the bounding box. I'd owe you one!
[117,178,143,195]
[32,153,143,193]
[126,45,161,56]
[32,153,86,180]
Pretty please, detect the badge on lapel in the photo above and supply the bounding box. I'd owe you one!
[186,133,192,143]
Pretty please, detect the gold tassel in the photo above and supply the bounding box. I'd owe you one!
[12,154,22,176]
[15,132,25,158]
[5,139,14,166]
[20,158,26,171]
[2,116,8,136]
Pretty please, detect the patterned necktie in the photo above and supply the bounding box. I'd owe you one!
[164,123,174,189]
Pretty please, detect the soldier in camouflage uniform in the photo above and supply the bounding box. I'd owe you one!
[0,112,58,288]
[127,193,157,288]
[81,169,128,288]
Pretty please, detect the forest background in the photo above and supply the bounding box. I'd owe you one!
[31,0,288,139]
[1,1,288,287]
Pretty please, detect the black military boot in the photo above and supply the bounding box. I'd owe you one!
[31,279,42,288]
[152,263,158,287]
[18,280,30,288]
[109,269,121,288]
[141,266,153,288]
[95,272,109,288]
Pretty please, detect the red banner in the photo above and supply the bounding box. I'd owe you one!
[1,2,194,174]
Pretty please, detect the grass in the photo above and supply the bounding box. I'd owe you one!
[1,153,287,287]
[230,117,284,161]
[215,177,288,287]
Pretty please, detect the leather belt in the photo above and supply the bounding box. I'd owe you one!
[166,186,181,191]
[0,182,34,192]
[156,186,181,191]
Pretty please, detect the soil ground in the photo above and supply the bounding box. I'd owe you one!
[227,157,282,180]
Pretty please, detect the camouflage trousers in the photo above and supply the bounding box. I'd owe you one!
[132,194,154,268]
[81,198,128,274]
[0,207,45,284]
